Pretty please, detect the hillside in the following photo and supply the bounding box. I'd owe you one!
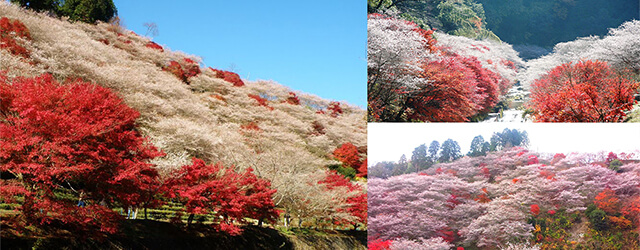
[0,1,366,242]
[369,148,640,249]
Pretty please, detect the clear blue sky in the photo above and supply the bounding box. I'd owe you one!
[112,0,366,107]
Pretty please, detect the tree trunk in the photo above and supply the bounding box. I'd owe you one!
[187,213,195,228]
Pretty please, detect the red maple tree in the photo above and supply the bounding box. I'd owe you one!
[165,158,279,235]
[319,171,367,228]
[333,142,362,170]
[529,60,639,122]
[0,73,163,235]
[594,188,620,214]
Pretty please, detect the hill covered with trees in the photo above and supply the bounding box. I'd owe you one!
[369,147,640,249]
[368,0,640,122]
[0,1,366,246]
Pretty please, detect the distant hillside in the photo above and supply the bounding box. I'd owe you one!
[0,1,366,233]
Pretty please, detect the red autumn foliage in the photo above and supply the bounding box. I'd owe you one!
[163,61,186,82]
[162,59,201,83]
[166,158,279,235]
[438,228,457,243]
[539,170,555,180]
[458,55,501,113]
[240,121,261,132]
[182,58,201,79]
[530,204,541,216]
[333,142,362,169]
[621,197,640,227]
[368,238,392,250]
[285,92,300,105]
[405,55,484,121]
[0,73,163,235]
[319,171,367,226]
[594,188,620,214]
[529,60,639,122]
[248,94,274,110]
[0,17,31,58]
[357,158,368,178]
[145,41,164,52]
[328,101,343,117]
[527,155,539,165]
[605,152,618,164]
[209,67,245,87]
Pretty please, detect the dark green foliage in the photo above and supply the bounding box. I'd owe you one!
[608,159,623,173]
[587,208,609,231]
[467,135,488,157]
[427,140,440,163]
[59,0,117,23]
[411,144,428,172]
[439,138,461,162]
[489,128,529,151]
[327,164,356,180]
[477,0,639,48]
[10,0,60,12]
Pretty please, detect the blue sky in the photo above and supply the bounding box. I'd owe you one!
[112,0,366,107]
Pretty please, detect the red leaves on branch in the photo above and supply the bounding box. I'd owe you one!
[248,94,274,110]
[319,171,367,226]
[145,41,164,52]
[333,142,362,169]
[163,59,201,84]
[368,238,393,250]
[166,158,279,235]
[0,17,31,58]
[530,204,540,216]
[408,56,483,121]
[285,92,300,105]
[209,67,245,87]
[594,188,620,214]
[0,73,163,235]
[328,101,343,117]
[529,60,639,122]
[357,158,368,178]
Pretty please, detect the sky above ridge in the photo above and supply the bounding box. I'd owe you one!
[113,0,366,107]
[369,123,640,164]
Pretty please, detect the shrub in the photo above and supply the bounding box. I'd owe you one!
[529,60,639,122]
[209,67,244,87]
[59,0,117,23]
[588,209,609,231]
[248,94,274,110]
[328,101,342,117]
[285,92,300,105]
[162,59,200,84]
[145,41,163,52]
[0,17,31,58]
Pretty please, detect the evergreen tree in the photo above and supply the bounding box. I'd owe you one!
[411,144,428,172]
[439,139,461,162]
[59,0,117,23]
